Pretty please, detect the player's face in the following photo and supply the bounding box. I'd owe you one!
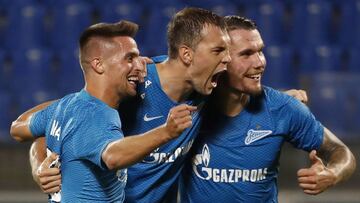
[188,25,230,95]
[104,36,144,98]
[227,29,266,95]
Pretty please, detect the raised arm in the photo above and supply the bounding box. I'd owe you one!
[102,104,197,170]
[297,127,356,195]
[10,101,55,142]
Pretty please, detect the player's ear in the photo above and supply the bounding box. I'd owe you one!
[90,57,105,74]
[179,45,193,66]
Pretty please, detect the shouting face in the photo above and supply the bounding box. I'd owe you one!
[187,24,231,95]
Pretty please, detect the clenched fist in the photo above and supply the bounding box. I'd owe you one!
[164,104,197,139]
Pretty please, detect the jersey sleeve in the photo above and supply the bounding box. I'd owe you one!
[73,107,123,170]
[29,102,59,138]
[283,98,324,151]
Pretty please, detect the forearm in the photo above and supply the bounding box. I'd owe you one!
[29,138,47,182]
[319,144,356,184]
[318,128,356,184]
[10,100,55,142]
[102,125,172,170]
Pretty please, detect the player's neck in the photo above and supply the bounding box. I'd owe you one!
[84,82,120,109]
[215,85,249,117]
[156,59,194,102]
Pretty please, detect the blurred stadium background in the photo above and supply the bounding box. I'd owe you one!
[0,0,359,202]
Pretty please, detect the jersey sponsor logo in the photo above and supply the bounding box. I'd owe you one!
[140,93,145,99]
[143,114,163,122]
[244,129,272,145]
[50,120,61,141]
[145,80,152,88]
[193,144,268,183]
[142,139,194,164]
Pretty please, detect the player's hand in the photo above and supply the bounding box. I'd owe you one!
[138,56,152,82]
[35,153,62,194]
[297,150,337,195]
[284,89,308,104]
[165,104,197,139]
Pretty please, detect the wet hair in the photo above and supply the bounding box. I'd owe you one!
[79,20,138,51]
[167,7,226,59]
[224,15,257,31]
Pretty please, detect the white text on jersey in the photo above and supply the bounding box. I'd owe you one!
[142,139,194,164]
[50,120,61,141]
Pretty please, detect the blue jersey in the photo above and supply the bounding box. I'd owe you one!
[30,89,126,203]
[119,56,206,203]
[180,86,324,203]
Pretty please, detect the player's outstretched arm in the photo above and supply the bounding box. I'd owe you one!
[297,127,356,195]
[10,100,54,142]
[102,104,197,170]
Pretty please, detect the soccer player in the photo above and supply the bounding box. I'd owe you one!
[179,16,356,202]
[119,7,230,202]
[10,20,196,202]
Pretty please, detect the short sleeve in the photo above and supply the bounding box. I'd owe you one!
[73,107,123,170]
[284,98,324,151]
[29,102,58,138]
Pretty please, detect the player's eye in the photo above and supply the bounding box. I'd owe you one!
[127,56,134,63]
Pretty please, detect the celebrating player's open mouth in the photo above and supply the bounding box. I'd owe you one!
[244,72,262,82]
[209,68,226,88]
[127,75,140,89]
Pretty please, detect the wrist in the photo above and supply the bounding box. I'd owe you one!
[325,165,340,186]
[159,124,176,142]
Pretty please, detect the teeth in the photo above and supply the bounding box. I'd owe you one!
[249,74,261,80]
[128,76,139,82]
[211,81,217,88]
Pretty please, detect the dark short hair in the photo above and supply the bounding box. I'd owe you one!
[224,15,257,32]
[167,7,226,59]
[79,20,138,50]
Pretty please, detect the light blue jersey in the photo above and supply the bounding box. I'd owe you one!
[30,89,126,203]
[119,56,206,203]
[180,86,324,203]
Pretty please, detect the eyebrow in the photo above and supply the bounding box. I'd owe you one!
[124,51,139,59]
[238,43,265,56]
[211,46,227,52]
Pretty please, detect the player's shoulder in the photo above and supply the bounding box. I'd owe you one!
[140,55,167,92]
[263,86,298,110]
[146,55,167,76]
[74,90,117,118]
[151,55,168,63]
[263,86,309,114]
